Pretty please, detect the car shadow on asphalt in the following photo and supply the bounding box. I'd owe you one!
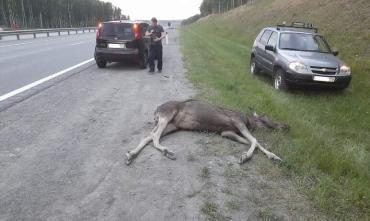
[103,61,146,71]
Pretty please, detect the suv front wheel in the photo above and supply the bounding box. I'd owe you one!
[250,57,260,75]
[274,69,288,90]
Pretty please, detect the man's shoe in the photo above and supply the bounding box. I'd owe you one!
[149,69,155,73]
[158,69,162,73]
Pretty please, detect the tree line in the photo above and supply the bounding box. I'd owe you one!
[0,0,126,30]
[181,14,201,26]
[200,0,256,16]
[182,0,256,26]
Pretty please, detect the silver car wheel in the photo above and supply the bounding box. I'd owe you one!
[250,62,255,74]
[274,74,281,89]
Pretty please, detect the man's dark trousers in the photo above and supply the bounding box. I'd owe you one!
[148,44,163,71]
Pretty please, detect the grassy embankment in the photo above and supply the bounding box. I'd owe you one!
[181,0,370,219]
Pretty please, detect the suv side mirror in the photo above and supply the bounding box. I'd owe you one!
[332,49,339,56]
[265,45,275,52]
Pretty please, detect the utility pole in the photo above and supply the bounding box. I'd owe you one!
[67,0,72,28]
[7,0,14,28]
[21,0,27,28]
[28,2,33,28]
[39,12,43,28]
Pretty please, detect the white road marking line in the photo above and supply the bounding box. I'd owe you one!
[70,42,84,46]
[0,58,94,102]
[0,33,95,48]
[0,41,33,48]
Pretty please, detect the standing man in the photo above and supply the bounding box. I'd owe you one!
[146,17,166,73]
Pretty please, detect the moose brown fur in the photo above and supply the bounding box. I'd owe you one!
[126,100,288,165]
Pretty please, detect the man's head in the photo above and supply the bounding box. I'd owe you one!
[151,17,158,26]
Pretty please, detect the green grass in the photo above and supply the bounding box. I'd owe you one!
[200,166,211,180]
[200,201,230,221]
[180,0,370,219]
[258,207,282,221]
[225,200,241,211]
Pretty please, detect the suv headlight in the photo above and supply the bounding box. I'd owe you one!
[339,65,351,75]
[289,62,310,74]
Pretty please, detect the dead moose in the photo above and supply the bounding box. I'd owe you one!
[126,100,288,165]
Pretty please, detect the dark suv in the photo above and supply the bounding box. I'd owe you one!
[250,22,352,90]
[94,21,150,69]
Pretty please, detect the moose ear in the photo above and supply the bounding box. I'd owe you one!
[248,107,258,116]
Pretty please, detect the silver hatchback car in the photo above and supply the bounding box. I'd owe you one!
[250,22,352,90]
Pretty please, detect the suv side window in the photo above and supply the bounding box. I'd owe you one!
[267,32,278,47]
[259,30,272,45]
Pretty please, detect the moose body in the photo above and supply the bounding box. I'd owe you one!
[126,100,288,165]
[161,100,241,133]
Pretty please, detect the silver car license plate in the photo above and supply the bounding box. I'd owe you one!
[313,76,335,82]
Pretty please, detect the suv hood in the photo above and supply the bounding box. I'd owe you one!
[279,50,343,68]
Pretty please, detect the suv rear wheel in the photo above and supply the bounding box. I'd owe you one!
[250,57,260,75]
[274,69,288,90]
[96,60,107,68]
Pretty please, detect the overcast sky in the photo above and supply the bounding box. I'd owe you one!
[107,0,202,20]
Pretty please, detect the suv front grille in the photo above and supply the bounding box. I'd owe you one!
[310,66,338,75]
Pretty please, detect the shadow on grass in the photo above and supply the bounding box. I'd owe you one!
[252,72,349,97]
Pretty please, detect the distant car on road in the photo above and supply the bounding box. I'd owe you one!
[250,22,352,90]
[94,20,150,69]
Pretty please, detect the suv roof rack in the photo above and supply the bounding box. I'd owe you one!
[277,22,318,33]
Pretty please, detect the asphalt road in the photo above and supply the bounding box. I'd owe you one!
[0,28,200,220]
[0,33,95,96]
[0,28,324,221]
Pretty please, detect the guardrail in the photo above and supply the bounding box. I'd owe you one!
[0,27,96,40]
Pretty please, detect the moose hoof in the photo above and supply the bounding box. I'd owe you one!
[268,154,282,163]
[126,151,136,165]
[163,149,176,160]
[126,159,133,165]
[239,154,252,164]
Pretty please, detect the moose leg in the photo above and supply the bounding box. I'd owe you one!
[232,120,259,163]
[151,117,176,160]
[255,143,282,162]
[126,123,178,165]
[233,120,282,163]
[126,122,159,165]
[126,135,153,165]
[221,131,250,145]
[161,123,178,136]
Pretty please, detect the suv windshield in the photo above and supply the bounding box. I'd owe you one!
[279,33,331,53]
[101,23,133,39]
